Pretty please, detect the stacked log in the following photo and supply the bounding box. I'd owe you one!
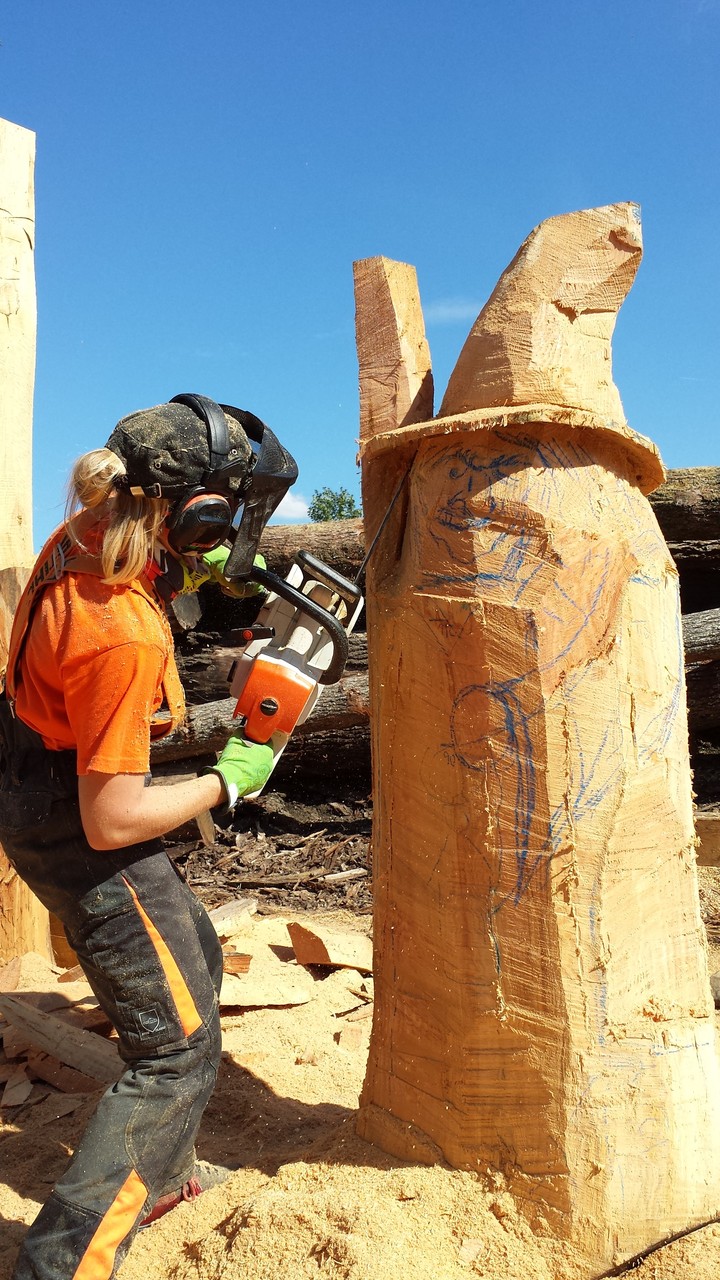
[166,491,720,810]
[650,468,720,807]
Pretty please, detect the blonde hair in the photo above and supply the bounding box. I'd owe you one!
[65,448,169,584]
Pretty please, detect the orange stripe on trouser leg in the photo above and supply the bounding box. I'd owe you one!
[122,877,203,1037]
[72,1168,147,1280]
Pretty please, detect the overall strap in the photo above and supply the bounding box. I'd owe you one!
[4,526,107,704]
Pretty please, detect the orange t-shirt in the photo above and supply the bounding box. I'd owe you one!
[14,569,185,775]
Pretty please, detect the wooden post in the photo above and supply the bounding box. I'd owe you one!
[354,205,720,1276]
[0,117,52,962]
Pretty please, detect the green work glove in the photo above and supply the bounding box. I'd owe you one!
[201,547,267,598]
[205,733,274,807]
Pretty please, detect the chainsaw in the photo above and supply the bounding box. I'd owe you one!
[195,550,364,841]
[227,552,364,776]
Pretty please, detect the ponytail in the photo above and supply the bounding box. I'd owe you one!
[65,448,169,584]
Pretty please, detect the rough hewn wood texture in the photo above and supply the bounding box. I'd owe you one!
[0,118,36,570]
[0,566,28,683]
[0,119,51,964]
[354,256,434,446]
[355,206,720,1277]
[0,857,51,963]
[441,203,648,453]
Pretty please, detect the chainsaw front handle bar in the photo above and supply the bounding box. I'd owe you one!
[248,566,349,686]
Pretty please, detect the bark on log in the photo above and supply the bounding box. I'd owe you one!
[686,662,720,733]
[683,610,720,665]
[259,519,365,582]
[667,541,720,616]
[649,467,720,542]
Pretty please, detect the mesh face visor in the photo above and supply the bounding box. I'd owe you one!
[221,406,299,579]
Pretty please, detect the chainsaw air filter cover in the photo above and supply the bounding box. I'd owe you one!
[233,653,316,744]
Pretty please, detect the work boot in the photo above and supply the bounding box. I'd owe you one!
[140,1161,231,1227]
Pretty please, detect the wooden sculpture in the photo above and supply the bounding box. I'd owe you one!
[0,117,51,962]
[354,204,720,1275]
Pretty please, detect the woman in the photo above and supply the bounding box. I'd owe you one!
[0,395,281,1280]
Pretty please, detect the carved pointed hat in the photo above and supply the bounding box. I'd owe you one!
[436,202,663,490]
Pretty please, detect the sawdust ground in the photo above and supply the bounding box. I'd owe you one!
[2,914,720,1280]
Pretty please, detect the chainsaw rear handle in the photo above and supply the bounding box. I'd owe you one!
[247,566,349,685]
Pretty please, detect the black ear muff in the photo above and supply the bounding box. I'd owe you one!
[166,491,234,554]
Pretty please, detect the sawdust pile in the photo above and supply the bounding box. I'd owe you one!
[3,914,720,1280]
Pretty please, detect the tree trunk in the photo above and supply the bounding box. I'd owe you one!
[0,118,52,964]
[259,518,365,582]
[354,213,720,1277]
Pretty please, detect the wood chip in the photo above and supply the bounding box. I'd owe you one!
[1,1063,33,1107]
[345,1004,374,1023]
[459,1239,484,1264]
[27,1049,100,1095]
[347,981,373,1003]
[220,966,315,1010]
[287,921,373,974]
[37,1093,88,1124]
[207,897,258,939]
[2,1025,33,1060]
[58,964,86,984]
[333,1024,364,1051]
[322,868,367,885]
[221,951,253,976]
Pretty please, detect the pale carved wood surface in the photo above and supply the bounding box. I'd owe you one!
[440,202,642,428]
[354,206,720,1277]
[0,119,51,964]
[0,118,36,572]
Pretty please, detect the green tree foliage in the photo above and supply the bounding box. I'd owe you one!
[308,486,361,522]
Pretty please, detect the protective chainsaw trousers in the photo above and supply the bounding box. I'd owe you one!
[0,703,223,1280]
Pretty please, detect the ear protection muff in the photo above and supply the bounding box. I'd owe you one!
[165,393,239,554]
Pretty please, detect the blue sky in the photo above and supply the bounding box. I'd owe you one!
[2,1,719,549]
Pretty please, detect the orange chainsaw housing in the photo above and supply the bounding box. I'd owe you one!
[234,653,316,744]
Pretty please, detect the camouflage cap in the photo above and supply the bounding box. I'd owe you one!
[105,400,254,499]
